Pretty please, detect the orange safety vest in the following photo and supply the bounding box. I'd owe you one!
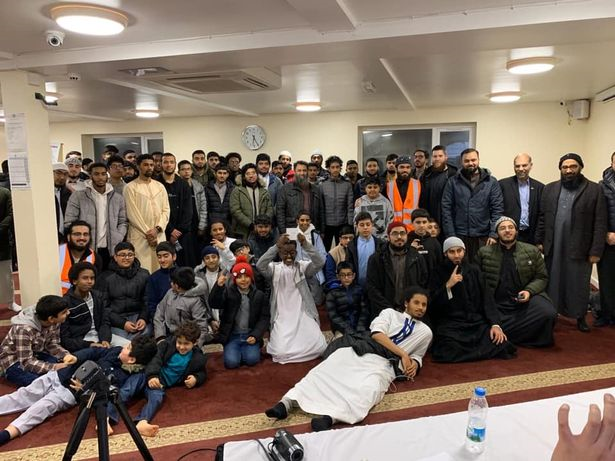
[387,178,421,228]
[59,244,95,294]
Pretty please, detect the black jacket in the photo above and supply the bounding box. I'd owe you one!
[276,182,325,234]
[98,260,150,327]
[55,185,72,242]
[325,283,369,334]
[159,175,193,236]
[145,337,207,387]
[205,180,234,225]
[499,176,544,243]
[208,283,270,345]
[601,167,615,232]
[408,231,443,277]
[61,288,112,352]
[419,164,457,225]
[346,235,385,281]
[536,176,607,259]
[366,244,428,319]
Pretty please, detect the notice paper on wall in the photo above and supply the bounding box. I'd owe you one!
[5,112,28,153]
[8,152,31,190]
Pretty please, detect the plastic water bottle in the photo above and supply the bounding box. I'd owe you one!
[465,386,488,454]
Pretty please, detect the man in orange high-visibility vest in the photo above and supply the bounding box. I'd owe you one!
[59,221,98,294]
[386,156,421,230]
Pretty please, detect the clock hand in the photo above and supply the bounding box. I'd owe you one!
[252,134,257,144]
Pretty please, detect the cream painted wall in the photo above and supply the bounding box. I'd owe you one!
[584,101,615,180]
[1,101,596,183]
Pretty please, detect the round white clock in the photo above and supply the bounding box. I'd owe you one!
[241,125,266,150]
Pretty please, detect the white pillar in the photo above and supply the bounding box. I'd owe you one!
[0,71,60,305]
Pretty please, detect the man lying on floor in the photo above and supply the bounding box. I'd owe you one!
[0,335,158,446]
[265,286,432,432]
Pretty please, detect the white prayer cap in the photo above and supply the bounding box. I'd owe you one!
[279,150,292,159]
[53,162,69,172]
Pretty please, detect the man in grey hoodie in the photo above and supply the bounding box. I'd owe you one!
[64,162,127,270]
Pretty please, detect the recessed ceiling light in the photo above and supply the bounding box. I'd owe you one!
[50,4,128,36]
[133,109,160,118]
[44,92,62,103]
[488,91,522,103]
[294,101,321,112]
[506,57,557,75]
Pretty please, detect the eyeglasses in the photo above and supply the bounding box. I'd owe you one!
[116,253,135,258]
[71,232,90,238]
[340,235,354,240]
[390,231,407,238]
[339,273,354,278]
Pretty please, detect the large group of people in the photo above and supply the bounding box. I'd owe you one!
[0,144,613,442]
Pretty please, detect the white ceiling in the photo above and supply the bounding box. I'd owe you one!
[1,0,615,121]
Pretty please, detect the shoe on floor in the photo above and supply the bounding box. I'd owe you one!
[577,317,590,332]
[265,402,288,420]
[9,303,22,313]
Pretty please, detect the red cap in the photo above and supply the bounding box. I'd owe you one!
[231,255,254,282]
[387,220,407,235]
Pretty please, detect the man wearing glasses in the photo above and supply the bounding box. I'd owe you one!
[366,221,428,319]
[107,155,127,195]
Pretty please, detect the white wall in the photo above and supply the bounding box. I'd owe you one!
[584,101,615,180]
[1,101,600,183]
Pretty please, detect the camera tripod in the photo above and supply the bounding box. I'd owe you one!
[62,384,153,461]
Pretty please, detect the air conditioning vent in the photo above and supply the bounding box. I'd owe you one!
[143,68,281,94]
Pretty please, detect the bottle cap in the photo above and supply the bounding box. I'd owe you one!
[474,386,486,397]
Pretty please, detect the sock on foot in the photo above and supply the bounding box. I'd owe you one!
[265,402,288,420]
[0,430,11,445]
[311,415,333,432]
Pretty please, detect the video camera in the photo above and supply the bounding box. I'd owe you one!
[71,360,111,394]
[271,429,304,461]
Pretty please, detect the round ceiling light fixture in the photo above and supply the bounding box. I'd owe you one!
[488,91,522,103]
[294,101,322,112]
[506,57,557,75]
[50,4,128,36]
[133,109,160,119]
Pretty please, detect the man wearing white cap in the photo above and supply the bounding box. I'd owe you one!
[429,236,516,362]
[53,162,72,243]
[278,151,294,182]
[477,217,557,347]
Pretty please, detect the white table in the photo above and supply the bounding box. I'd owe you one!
[224,387,615,461]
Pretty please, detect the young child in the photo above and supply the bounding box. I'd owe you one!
[194,245,222,333]
[0,295,77,387]
[134,321,207,436]
[61,261,113,352]
[408,209,443,276]
[354,177,393,240]
[247,214,279,262]
[230,240,271,299]
[266,286,432,432]
[0,335,158,445]
[146,242,177,320]
[323,225,354,291]
[256,233,327,364]
[209,219,236,272]
[325,262,368,338]
[154,267,213,348]
[209,256,270,368]
[427,217,441,239]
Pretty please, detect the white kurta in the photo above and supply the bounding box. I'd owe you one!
[267,264,327,364]
[284,308,432,424]
[124,178,170,273]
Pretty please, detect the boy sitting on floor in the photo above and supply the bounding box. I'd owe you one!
[146,242,177,320]
[0,335,158,445]
[132,321,207,436]
[209,256,270,368]
[154,267,213,348]
[0,295,77,387]
[325,261,369,338]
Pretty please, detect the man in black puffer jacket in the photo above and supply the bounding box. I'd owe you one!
[97,242,150,344]
[597,153,615,326]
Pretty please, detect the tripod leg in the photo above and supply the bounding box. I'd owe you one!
[62,400,93,461]
[95,403,111,461]
[113,400,154,461]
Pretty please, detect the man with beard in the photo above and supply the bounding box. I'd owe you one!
[226,152,242,184]
[596,152,615,327]
[441,148,504,263]
[536,153,606,332]
[59,221,100,294]
[123,150,138,165]
[64,157,86,193]
[311,151,329,182]
[191,149,209,187]
[411,149,428,180]
[276,161,325,235]
[272,160,284,181]
[178,160,207,268]
[158,153,193,267]
[366,221,428,319]
[477,217,557,347]
[382,153,398,189]
[53,162,72,243]
[499,153,544,244]
[429,237,516,362]
[206,151,220,182]
[107,155,126,195]
[385,156,421,231]
[205,165,235,227]
[64,162,127,270]
[230,163,274,239]
[151,152,163,180]
[278,151,294,182]
[321,156,354,249]
[255,153,283,207]
[354,157,383,201]
[124,154,170,273]
[419,145,457,228]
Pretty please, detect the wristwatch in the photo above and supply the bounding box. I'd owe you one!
[156,226,163,233]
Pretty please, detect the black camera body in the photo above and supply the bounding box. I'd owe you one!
[271,429,304,461]
[72,360,109,394]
